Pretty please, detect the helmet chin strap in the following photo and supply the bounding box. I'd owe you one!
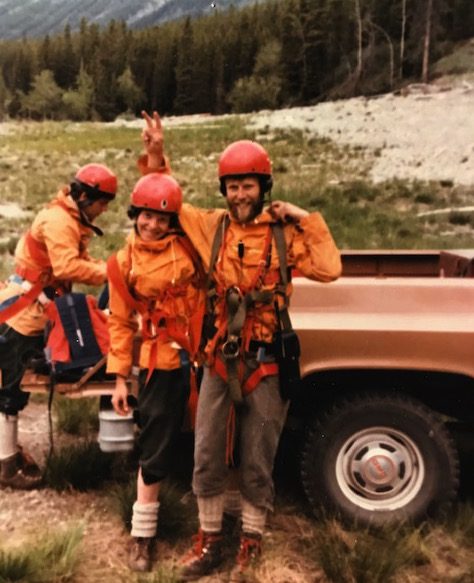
[261,188,273,213]
[76,199,104,237]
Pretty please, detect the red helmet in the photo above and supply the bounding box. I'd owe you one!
[218,140,272,195]
[75,163,117,200]
[131,173,182,214]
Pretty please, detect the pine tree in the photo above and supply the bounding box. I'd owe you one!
[280,0,305,103]
[300,0,327,100]
[173,18,195,114]
[53,24,78,89]
[12,42,34,94]
[0,73,9,120]
[37,35,52,72]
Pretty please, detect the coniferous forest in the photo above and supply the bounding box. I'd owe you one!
[0,0,472,121]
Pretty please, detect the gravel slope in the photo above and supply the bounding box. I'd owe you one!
[248,82,474,186]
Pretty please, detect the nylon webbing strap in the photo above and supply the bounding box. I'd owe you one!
[205,214,229,310]
[106,254,144,314]
[223,288,244,405]
[206,216,294,405]
[272,222,292,331]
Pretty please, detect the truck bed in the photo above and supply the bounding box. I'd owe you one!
[292,250,474,380]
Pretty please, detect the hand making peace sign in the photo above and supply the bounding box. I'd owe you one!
[141,110,165,169]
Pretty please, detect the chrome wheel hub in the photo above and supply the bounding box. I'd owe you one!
[335,427,425,511]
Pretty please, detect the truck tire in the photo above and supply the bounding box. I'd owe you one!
[300,393,459,526]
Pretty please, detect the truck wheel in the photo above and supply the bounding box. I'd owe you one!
[300,393,459,526]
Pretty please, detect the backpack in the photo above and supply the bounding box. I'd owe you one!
[44,293,110,380]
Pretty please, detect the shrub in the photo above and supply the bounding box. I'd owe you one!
[44,441,114,491]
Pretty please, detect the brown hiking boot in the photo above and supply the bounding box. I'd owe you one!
[229,532,262,583]
[0,449,42,490]
[128,537,153,572]
[178,529,224,581]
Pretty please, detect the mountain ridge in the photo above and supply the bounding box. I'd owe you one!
[0,0,256,40]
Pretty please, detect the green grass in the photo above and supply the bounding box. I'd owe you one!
[1,116,473,281]
[44,440,115,491]
[54,396,99,436]
[303,519,430,583]
[0,524,83,583]
[443,503,474,547]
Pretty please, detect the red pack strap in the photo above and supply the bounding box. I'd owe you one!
[141,309,168,384]
[165,319,192,355]
[212,356,277,395]
[226,404,237,467]
[177,235,206,285]
[243,362,278,394]
[213,353,228,382]
[15,265,46,284]
[106,254,145,314]
[108,253,159,383]
[0,281,44,324]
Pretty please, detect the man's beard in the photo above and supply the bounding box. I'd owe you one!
[228,198,263,223]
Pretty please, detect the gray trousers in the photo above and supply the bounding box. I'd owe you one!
[192,364,289,512]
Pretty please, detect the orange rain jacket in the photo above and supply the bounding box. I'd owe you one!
[106,230,203,377]
[178,204,342,359]
[0,188,106,336]
[138,154,341,360]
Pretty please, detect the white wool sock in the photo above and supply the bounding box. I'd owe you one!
[223,488,242,517]
[197,494,225,533]
[241,497,266,536]
[130,501,160,539]
[0,413,18,461]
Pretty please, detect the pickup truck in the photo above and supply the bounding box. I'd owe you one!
[290,249,474,526]
[21,249,474,526]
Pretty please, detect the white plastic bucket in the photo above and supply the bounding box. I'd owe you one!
[98,410,135,453]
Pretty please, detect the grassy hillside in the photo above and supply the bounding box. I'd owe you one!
[1,115,473,280]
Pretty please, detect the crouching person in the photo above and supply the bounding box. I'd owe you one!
[107,173,203,572]
[0,163,116,489]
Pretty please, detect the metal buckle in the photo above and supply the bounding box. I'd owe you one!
[226,286,243,302]
[221,335,240,360]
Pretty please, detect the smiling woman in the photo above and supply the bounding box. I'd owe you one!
[106,170,205,572]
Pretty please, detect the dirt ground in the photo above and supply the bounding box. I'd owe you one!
[0,399,325,582]
[2,399,474,583]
